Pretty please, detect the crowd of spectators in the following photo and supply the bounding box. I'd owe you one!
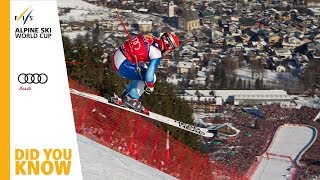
[207,104,320,179]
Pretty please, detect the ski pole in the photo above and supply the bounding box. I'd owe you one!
[115,8,144,80]
[114,8,132,41]
[114,8,144,82]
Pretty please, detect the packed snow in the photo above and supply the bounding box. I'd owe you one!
[235,67,300,85]
[77,134,176,180]
[57,0,111,22]
[62,30,88,39]
[57,0,101,9]
[251,125,318,180]
[57,0,158,23]
[294,96,320,109]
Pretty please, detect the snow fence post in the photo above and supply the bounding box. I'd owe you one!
[76,99,95,132]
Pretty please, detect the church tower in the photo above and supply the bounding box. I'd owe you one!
[168,1,175,17]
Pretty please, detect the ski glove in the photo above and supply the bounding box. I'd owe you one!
[145,82,154,94]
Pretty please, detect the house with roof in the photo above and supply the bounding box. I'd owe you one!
[218,18,230,34]
[137,21,153,33]
[282,12,292,21]
[274,48,292,60]
[307,8,320,17]
[200,10,215,24]
[256,18,270,29]
[308,40,320,53]
[231,15,240,22]
[239,17,256,30]
[269,34,281,45]
[276,65,286,72]
[178,9,201,31]
[305,0,320,7]
[312,50,320,61]
[229,23,240,36]
[177,61,196,74]
[236,34,250,45]
[60,23,72,32]
[283,36,305,50]
[99,20,121,31]
[211,29,224,41]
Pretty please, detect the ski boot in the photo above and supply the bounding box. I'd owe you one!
[122,94,149,115]
[108,94,124,107]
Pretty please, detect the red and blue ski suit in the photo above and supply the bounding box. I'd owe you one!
[112,34,163,99]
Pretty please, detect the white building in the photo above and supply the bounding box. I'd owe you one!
[137,21,153,33]
[177,62,194,74]
[306,0,320,7]
[283,36,305,50]
[214,90,293,107]
[179,90,217,104]
[99,20,120,31]
[307,8,320,17]
[168,1,175,17]
[276,65,286,72]
[60,23,72,32]
[274,49,292,60]
[179,90,293,107]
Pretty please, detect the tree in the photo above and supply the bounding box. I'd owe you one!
[243,80,247,90]
[260,78,264,89]
[92,21,100,45]
[261,3,266,11]
[286,4,291,11]
[229,76,237,89]
[249,56,259,79]
[236,78,243,89]
[222,38,227,50]
[140,82,201,150]
[302,61,319,90]
[255,78,261,89]
[62,35,73,60]
[223,53,237,76]
[73,34,88,62]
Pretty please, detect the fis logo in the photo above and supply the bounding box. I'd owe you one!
[15,6,33,25]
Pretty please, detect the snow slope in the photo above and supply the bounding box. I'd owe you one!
[57,0,101,10]
[235,67,300,84]
[294,96,320,109]
[251,125,318,180]
[77,134,176,180]
[57,0,112,22]
[57,0,156,23]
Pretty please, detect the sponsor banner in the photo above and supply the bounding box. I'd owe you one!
[10,1,82,179]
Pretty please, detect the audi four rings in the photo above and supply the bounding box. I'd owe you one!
[18,73,48,84]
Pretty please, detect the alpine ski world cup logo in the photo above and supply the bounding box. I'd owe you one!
[15,6,33,25]
[18,73,48,84]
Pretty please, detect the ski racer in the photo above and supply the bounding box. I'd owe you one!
[111,32,179,114]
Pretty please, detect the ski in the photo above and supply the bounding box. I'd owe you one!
[70,88,215,137]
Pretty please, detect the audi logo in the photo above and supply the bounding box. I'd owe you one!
[18,73,48,84]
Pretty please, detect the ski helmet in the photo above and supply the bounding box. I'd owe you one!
[161,32,179,51]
